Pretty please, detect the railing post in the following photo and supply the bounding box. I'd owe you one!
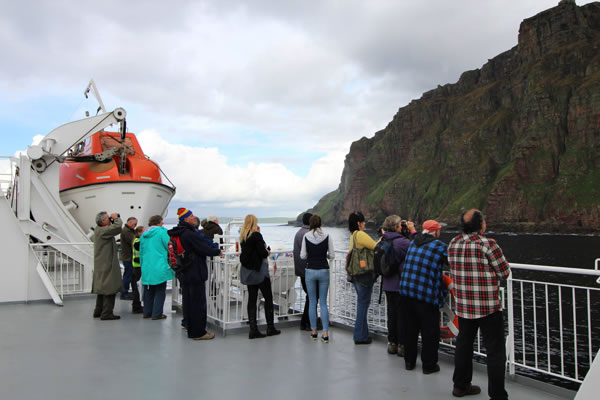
[507,270,515,376]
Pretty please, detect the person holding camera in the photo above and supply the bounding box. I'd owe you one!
[92,211,123,320]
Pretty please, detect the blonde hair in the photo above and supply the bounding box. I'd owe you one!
[239,214,259,242]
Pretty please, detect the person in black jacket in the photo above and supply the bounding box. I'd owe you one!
[168,208,220,340]
[239,214,281,339]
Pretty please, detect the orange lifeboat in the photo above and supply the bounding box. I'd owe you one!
[59,131,175,232]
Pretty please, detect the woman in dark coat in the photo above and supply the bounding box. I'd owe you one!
[239,214,281,339]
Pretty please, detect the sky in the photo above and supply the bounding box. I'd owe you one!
[0,0,592,219]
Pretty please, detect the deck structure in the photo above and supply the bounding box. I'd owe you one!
[0,296,575,400]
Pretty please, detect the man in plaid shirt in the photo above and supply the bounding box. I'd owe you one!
[398,219,448,375]
[448,209,510,399]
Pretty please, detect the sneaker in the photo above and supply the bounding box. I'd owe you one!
[311,333,318,341]
[452,384,481,397]
[100,314,121,320]
[321,335,329,343]
[423,364,440,375]
[387,342,398,354]
[151,314,167,320]
[193,332,215,340]
[397,344,405,357]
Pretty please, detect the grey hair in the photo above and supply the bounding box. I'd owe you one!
[95,211,108,226]
[382,215,402,232]
[206,215,218,223]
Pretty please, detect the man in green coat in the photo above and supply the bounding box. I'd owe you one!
[92,211,123,320]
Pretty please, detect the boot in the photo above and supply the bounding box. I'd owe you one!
[265,301,281,336]
[248,305,265,339]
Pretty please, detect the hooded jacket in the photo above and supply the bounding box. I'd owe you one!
[140,226,174,285]
[381,231,410,292]
[168,221,220,284]
[300,228,335,269]
[293,224,310,277]
[398,233,448,308]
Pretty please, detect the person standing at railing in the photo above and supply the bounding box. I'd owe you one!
[130,225,144,314]
[300,214,334,343]
[398,220,448,374]
[201,215,223,242]
[168,208,221,340]
[92,211,123,320]
[380,215,413,357]
[448,209,510,400]
[348,211,377,345]
[239,214,281,339]
[140,215,174,320]
[293,212,314,331]
[120,217,137,301]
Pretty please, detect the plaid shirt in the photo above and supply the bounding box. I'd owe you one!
[398,235,448,308]
[448,233,510,319]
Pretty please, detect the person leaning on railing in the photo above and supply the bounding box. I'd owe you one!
[448,209,510,399]
[348,211,377,345]
[293,212,313,331]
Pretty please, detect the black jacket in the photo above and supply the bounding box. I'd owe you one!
[240,231,269,271]
[201,221,223,240]
[168,221,220,284]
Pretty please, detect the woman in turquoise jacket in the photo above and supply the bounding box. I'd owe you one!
[140,215,174,319]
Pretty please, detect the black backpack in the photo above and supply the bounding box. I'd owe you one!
[373,238,400,278]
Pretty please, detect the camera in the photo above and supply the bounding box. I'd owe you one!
[109,213,120,224]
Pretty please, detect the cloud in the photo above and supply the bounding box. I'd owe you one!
[137,130,344,214]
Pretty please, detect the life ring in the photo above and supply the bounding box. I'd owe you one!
[440,274,459,339]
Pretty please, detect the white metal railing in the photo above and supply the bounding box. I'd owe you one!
[171,250,306,330]
[0,156,17,202]
[507,262,600,384]
[30,242,93,298]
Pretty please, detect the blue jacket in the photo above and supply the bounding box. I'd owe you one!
[398,233,448,308]
[140,226,175,285]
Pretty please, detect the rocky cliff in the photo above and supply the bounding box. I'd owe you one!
[308,1,600,232]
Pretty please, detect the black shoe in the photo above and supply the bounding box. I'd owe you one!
[249,328,266,339]
[100,314,121,320]
[311,332,318,341]
[93,312,101,318]
[152,314,167,320]
[423,364,440,374]
[354,338,372,345]
[321,335,329,343]
[132,308,143,314]
[267,326,281,336]
[452,384,481,397]
[405,361,416,371]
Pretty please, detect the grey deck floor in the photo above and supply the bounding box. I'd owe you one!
[0,296,575,400]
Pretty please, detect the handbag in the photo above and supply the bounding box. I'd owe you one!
[345,231,374,277]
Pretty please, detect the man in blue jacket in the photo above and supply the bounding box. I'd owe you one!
[168,208,221,340]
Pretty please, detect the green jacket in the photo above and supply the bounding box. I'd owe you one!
[120,224,135,262]
[140,226,174,285]
[92,217,123,295]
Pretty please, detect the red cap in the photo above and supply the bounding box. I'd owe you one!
[423,220,441,233]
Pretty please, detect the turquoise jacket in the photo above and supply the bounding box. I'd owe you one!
[140,226,175,285]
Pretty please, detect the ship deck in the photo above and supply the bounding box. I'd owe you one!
[0,296,575,400]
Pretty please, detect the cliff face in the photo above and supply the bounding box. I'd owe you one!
[309,2,600,232]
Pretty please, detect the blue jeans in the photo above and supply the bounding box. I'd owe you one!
[305,269,330,331]
[353,281,373,341]
[143,282,167,319]
[121,260,133,295]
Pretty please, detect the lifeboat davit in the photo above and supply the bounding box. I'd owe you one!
[59,131,175,233]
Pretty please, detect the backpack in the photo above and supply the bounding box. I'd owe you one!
[373,238,400,278]
[167,235,193,273]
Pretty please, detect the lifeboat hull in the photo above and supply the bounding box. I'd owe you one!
[60,181,175,233]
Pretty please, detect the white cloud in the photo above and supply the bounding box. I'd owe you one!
[137,130,344,213]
